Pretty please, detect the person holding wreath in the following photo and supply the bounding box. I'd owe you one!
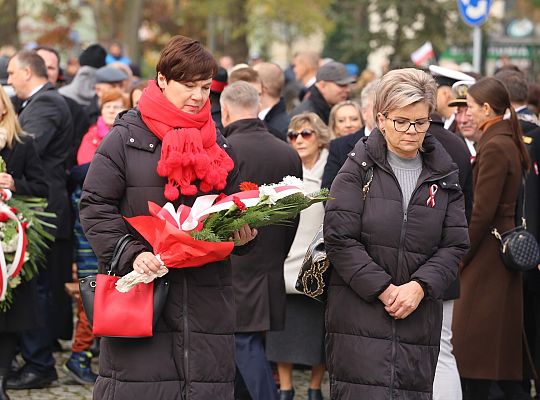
[80,35,257,400]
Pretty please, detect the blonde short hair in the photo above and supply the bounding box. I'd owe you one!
[288,112,331,148]
[328,100,362,138]
[373,68,437,123]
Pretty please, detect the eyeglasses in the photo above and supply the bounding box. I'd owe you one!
[384,115,431,133]
[287,129,315,141]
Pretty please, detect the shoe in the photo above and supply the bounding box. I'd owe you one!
[279,388,295,400]
[0,375,10,400]
[5,369,57,390]
[89,338,100,358]
[308,388,323,400]
[63,351,97,385]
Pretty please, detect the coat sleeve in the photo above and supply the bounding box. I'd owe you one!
[22,96,64,157]
[79,128,148,275]
[324,166,392,302]
[321,139,342,190]
[12,138,48,197]
[463,140,510,265]
[410,186,470,299]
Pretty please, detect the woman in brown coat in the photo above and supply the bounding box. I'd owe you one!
[452,77,531,400]
[80,36,256,400]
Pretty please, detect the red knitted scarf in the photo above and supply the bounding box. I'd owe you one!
[138,80,234,201]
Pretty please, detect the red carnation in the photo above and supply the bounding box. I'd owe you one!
[10,207,17,214]
[239,181,258,191]
[0,213,8,223]
[232,196,246,211]
[215,193,227,203]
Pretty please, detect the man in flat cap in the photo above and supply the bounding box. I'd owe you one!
[291,61,355,124]
[429,65,475,131]
[85,65,128,124]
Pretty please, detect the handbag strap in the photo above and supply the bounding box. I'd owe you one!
[107,234,134,275]
[518,173,527,228]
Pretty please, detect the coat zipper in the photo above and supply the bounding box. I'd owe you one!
[363,158,457,397]
[183,275,190,400]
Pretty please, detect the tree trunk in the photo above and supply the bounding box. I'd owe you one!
[120,0,144,65]
[0,0,19,49]
[226,0,249,63]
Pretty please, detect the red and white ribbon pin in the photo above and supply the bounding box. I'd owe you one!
[426,184,438,208]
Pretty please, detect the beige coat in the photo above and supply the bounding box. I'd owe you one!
[453,119,524,380]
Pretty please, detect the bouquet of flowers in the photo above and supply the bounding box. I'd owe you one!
[116,176,330,292]
[0,160,55,311]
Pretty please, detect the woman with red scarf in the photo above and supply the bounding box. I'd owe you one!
[79,36,257,400]
[77,88,128,165]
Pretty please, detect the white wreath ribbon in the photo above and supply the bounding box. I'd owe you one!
[0,189,27,301]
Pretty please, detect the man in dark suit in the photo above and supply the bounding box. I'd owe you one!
[291,61,355,124]
[254,62,290,141]
[321,79,378,189]
[6,50,73,390]
[430,78,474,400]
[221,81,302,400]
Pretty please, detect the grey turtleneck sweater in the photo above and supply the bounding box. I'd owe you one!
[387,150,422,211]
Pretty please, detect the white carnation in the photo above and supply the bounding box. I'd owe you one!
[258,185,279,205]
[280,176,304,189]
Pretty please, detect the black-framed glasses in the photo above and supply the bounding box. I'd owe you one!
[287,129,315,141]
[384,115,432,133]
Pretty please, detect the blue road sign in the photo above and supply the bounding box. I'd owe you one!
[457,0,493,27]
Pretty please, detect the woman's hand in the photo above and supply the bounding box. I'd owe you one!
[384,281,425,320]
[133,252,162,275]
[378,284,398,306]
[0,172,15,191]
[230,224,258,246]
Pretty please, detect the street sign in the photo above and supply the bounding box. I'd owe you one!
[457,0,493,27]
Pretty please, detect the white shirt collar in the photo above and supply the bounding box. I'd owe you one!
[305,76,316,88]
[443,113,455,130]
[258,107,272,121]
[364,126,372,136]
[22,83,46,108]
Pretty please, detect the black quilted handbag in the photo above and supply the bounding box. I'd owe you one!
[295,225,331,303]
[491,177,540,272]
[296,165,374,303]
[492,224,540,272]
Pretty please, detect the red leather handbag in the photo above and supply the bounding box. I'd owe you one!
[79,234,169,338]
[92,274,154,337]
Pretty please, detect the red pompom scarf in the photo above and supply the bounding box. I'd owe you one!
[138,80,234,201]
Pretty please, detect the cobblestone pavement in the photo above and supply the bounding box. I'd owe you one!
[9,343,330,400]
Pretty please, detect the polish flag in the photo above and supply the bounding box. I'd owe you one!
[411,42,435,66]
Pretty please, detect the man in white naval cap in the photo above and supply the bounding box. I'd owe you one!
[448,80,479,158]
[428,65,475,131]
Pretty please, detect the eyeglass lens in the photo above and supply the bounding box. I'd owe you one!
[287,129,314,141]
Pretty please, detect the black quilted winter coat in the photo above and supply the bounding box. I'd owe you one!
[323,129,469,400]
[80,109,245,400]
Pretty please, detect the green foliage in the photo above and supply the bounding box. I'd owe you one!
[246,0,334,56]
[0,196,55,312]
[323,0,370,70]
[191,189,331,243]
[323,0,471,68]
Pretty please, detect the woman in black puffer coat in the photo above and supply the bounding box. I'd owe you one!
[323,68,469,400]
[80,36,257,400]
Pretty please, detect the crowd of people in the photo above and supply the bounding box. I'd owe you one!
[0,34,538,400]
